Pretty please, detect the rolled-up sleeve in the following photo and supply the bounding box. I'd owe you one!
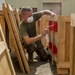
[33,12,42,21]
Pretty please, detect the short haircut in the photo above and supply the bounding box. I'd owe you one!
[21,6,33,15]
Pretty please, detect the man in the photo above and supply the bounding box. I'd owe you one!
[19,6,56,62]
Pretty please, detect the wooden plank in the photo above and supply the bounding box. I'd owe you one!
[40,15,47,47]
[59,16,70,22]
[70,14,75,75]
[2,3,25,73]
[65,22,70,61]
[0,25,16,75]
[57,68,68,74]
[0,42,6,55]
[0,61,5,75]
[71,13,75,27]
[58,17,66,62]
[57,62,70,68]
[1,52,13,75]
[14,9,27,54]
[70,27,75,75]
[9,32,16,53]
[6,4,30,74]
[36,20,40,34]
[0,16,6,37]
[0,10,3,16]
[14,9,20,28]
[58,16,70,62]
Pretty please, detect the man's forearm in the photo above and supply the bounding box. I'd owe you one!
[23,34,43,45]
[40,10,56,16]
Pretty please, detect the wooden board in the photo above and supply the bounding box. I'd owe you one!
[70,14,75,75]
[6,4,30,74]
[40,15,49,47]
[58,16,66,62]
[0,10,3,16]
[70,27,75,75]
[0,16,6,37]
[14,9,27,54]
[57,16,70,74]
[0,25,16,75]
[58,16,70,62]
[57,68,68,74]
[14,9,20,28]
[2,3,25,73]
[57,62,70,68]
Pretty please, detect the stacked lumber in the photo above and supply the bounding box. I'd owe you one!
[36,15,70,74]
[0,25,16,75]
[2,3,30,74]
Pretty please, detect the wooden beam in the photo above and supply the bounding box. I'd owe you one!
[0,10,3,16]
[57,68,68,74]
[57,62,70,68]
[58,17,66,62]
[59,16,70,22]
[70,13,75,75]
[0,42,6,55]
[14,9,20,28]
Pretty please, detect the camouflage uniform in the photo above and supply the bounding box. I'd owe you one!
[19,12,50,61]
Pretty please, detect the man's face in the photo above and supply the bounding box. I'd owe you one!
[23,11,32,22]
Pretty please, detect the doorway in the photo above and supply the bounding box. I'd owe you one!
[43,3,62,15]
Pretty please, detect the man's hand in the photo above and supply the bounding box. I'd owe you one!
[41,27,49,37]
[40,10,56,17]
[51,12,56,17]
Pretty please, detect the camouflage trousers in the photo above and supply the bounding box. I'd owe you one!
[22,40,50,61]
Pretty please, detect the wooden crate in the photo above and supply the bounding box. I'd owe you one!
[0,25,16,75]
[36,15,70,74]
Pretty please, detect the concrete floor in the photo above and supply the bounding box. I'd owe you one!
[11,52,57,75]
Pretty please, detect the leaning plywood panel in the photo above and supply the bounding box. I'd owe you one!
[6,4,30,74]
[2,3,25,73]
[0,25,16,75]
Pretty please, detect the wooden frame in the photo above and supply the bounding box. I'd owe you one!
[14,9,27,54]
[0,25,16,75]
[2,3,25,73]
[3,3,30,74]
[36,16,70,74]
[7,4,30,73]
[57,16,70,74]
